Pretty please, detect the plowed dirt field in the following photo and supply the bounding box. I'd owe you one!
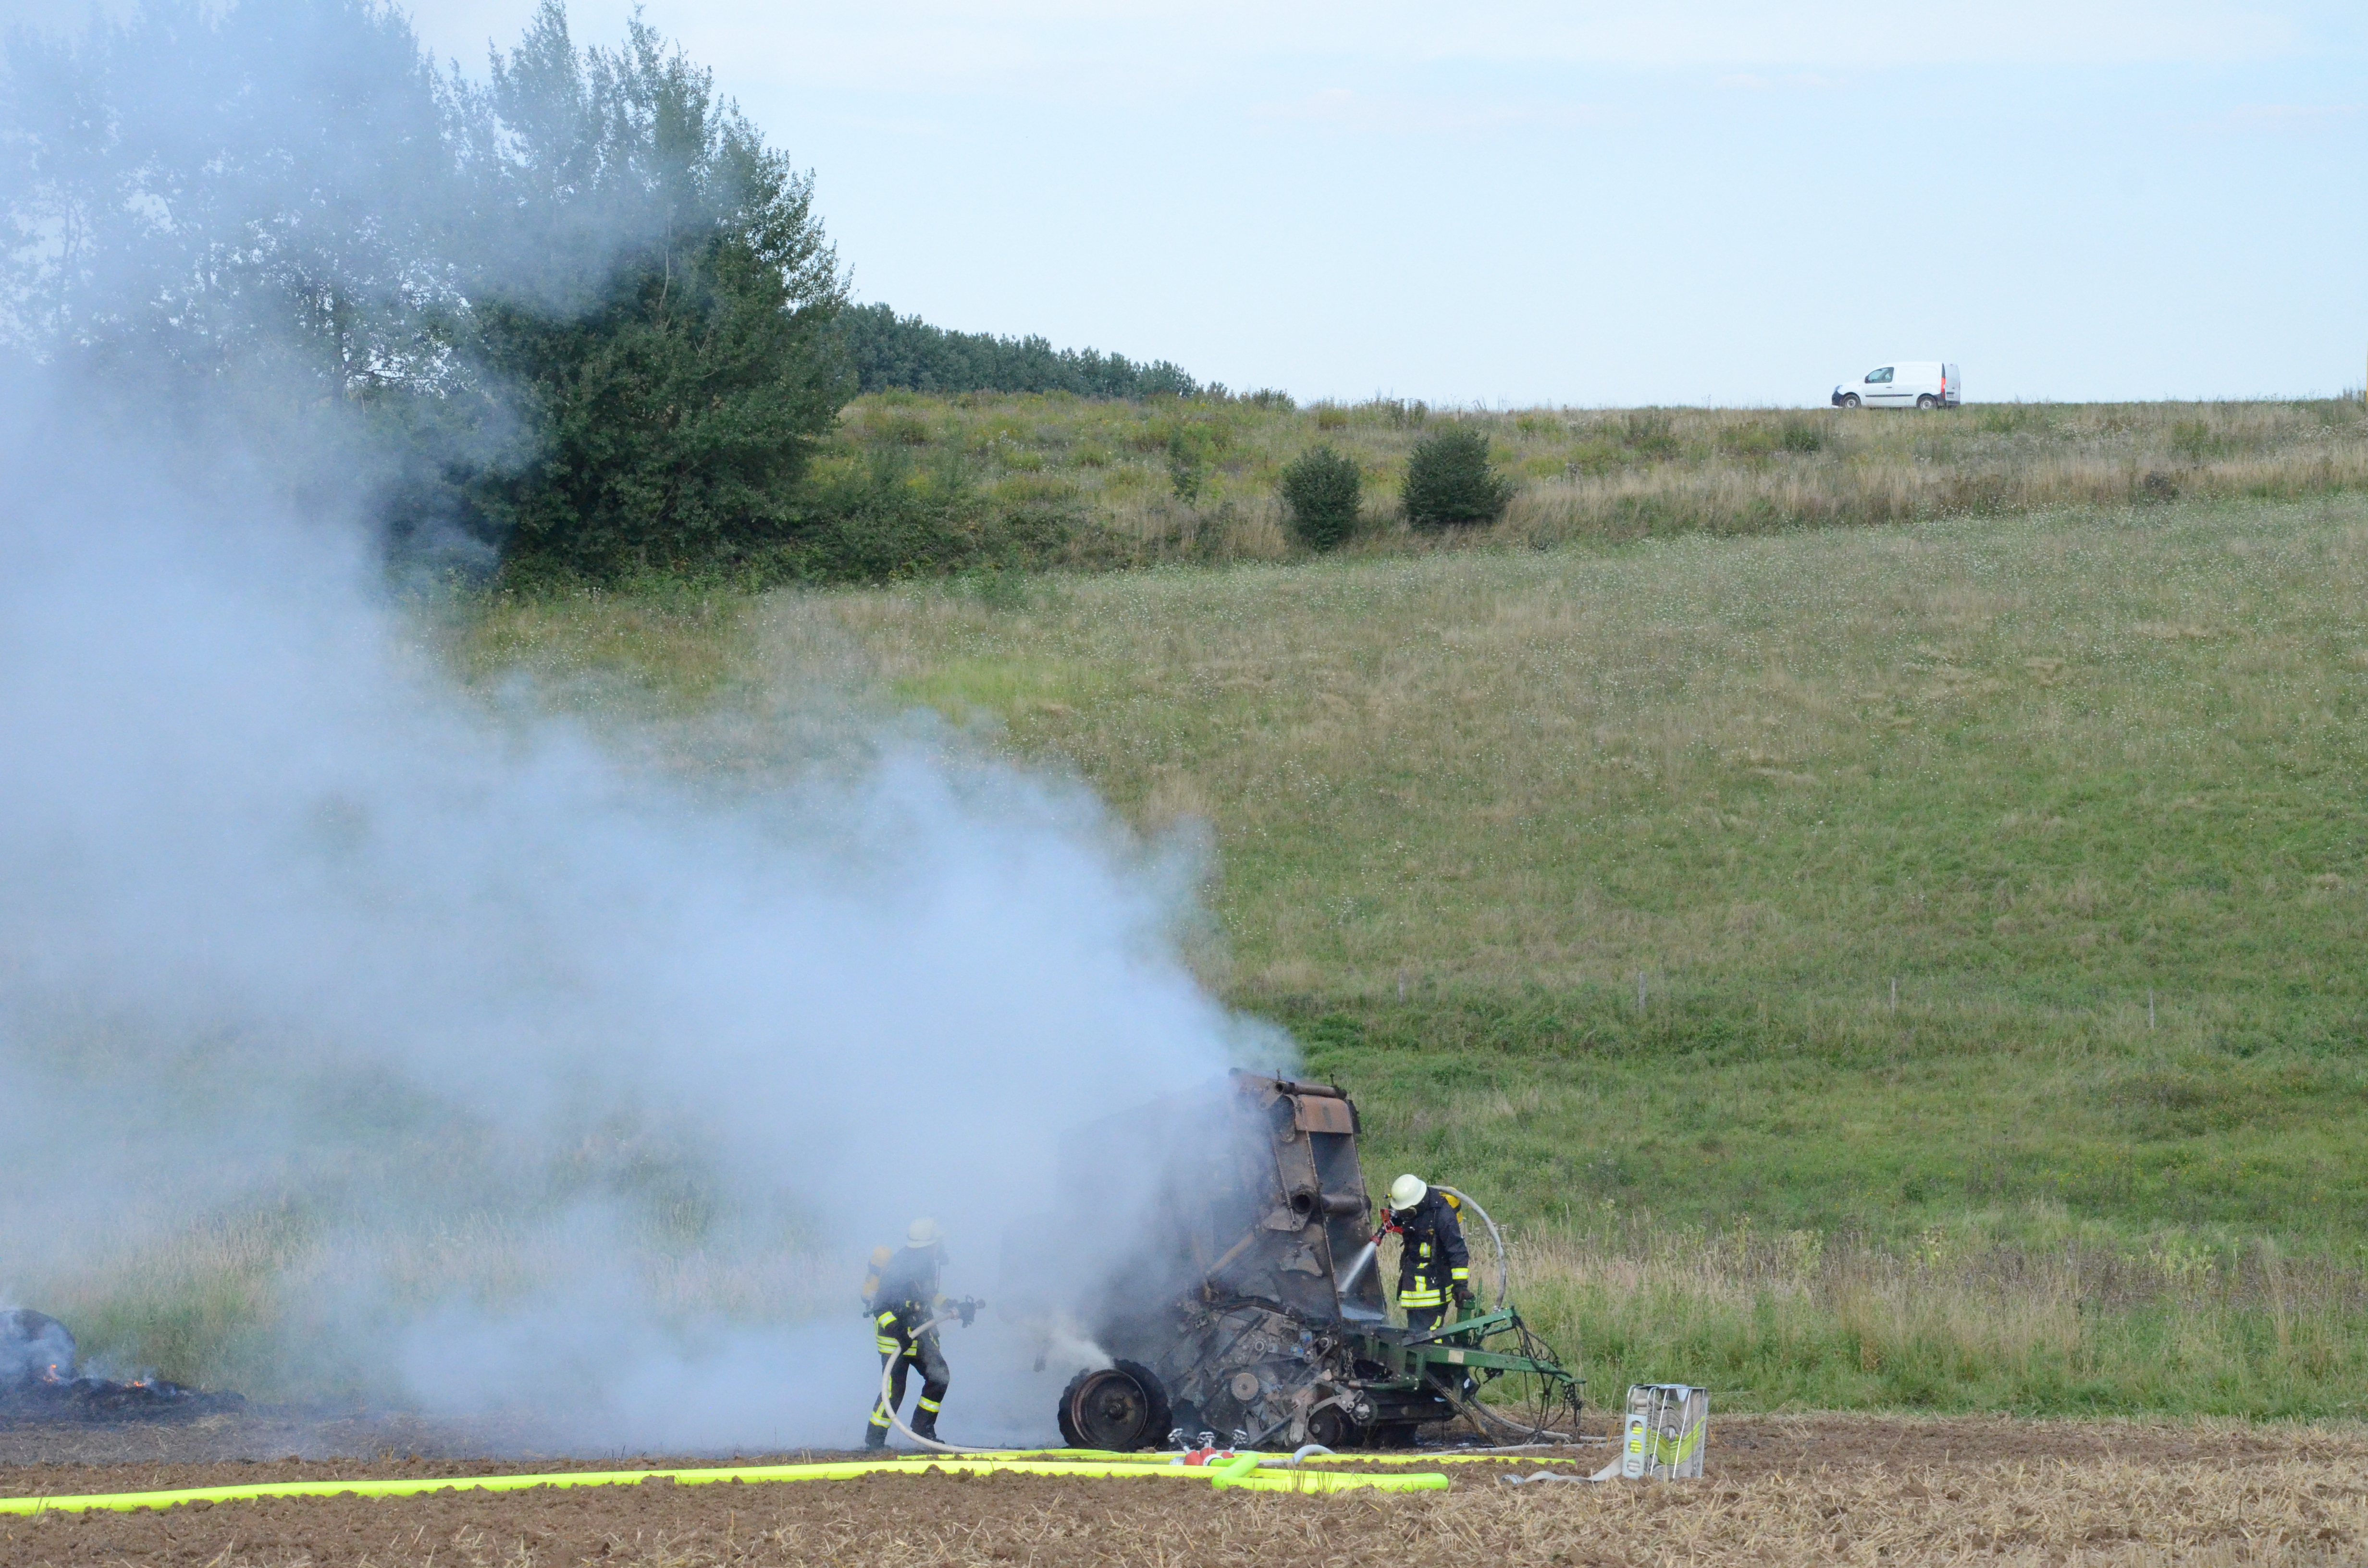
[3,1414,2364,1567]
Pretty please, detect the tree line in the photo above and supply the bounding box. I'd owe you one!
[0,0,1211,587]
[837,303,1200,401]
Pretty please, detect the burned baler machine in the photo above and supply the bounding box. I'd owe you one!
[1039,1071,1581,1450]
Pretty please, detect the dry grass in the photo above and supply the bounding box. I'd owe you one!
[1501,1222,2368,1417]
[32,1192,847,1401]
[440,588,758,710]
[823,392,2368,567]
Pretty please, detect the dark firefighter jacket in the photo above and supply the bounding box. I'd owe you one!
[1394,1190,1470,1310]
[870,1243,944,1316]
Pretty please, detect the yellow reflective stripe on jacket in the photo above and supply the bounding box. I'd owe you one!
[875,1338,899,1353]
[1450,1267,1470,1281]
[1400,1289,1443,1307]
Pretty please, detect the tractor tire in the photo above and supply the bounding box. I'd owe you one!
[1057,1360,1173,1451]
[1305,1403,1365,1449]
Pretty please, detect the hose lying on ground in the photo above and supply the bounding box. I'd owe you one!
[1426,1368,1574,1447]
[1502,1463,1626,1485]
[0,1457,1454,1515]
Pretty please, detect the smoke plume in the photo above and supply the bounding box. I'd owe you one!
[0,0,1278,1450]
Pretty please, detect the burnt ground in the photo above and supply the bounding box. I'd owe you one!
[2,1413,2366,1566]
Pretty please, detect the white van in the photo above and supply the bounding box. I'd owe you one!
[1832,362,1960,409]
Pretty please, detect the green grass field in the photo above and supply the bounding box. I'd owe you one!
[37,405,2368,1421]
[456,475,2368,1416]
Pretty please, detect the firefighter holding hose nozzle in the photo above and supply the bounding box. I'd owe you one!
[1381,1174,1471,1333]
[864,1217,979,1448]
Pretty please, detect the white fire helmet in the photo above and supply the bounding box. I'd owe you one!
[1388,1174,1428,1212]
[907,1217,946,1249]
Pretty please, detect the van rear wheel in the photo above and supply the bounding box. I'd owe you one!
[1839,394,1860,408]
[1915,394,1937,409]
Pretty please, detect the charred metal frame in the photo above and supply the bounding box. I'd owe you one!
[1037,1070,1581,1449]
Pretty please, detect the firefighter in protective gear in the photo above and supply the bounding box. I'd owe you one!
[866,1217,955,1448]
[1384,1174,1472,1334]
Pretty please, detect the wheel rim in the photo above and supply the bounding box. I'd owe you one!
[1307,1406,1356,1448]
[1066,1368,1156,1449]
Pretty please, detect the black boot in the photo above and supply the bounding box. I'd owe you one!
[863,1423,888,1450]
[912,1413,939,1443]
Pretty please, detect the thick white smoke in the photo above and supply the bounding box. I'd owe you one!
[0,372,1282,1445]
[0,194,1277,1456]
[0,0,1299,1448]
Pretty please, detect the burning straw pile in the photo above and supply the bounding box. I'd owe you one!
[0,1311,242,1424]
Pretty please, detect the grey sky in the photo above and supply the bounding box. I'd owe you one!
[70,1,2368,403]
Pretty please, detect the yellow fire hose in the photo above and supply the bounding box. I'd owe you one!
[0,1454,1450,1516]
[0,1298,1564,1518]
[0,1308,1579,1517]
[986,1447,1592,1467]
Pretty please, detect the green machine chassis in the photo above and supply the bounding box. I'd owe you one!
[1361,1307,1584,1439]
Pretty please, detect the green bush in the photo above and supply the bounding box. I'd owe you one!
[1720,423,1778,460]
[2171,418,2225,463]
[756,449,1078,584]
[1279,445,1363,551]
[1401,426,1517,530]
[1167,426,1210,502]
[1620,411,1681,460]
[1722,417,1825,459]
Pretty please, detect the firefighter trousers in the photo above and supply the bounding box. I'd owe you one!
[867,1306,950,1443]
